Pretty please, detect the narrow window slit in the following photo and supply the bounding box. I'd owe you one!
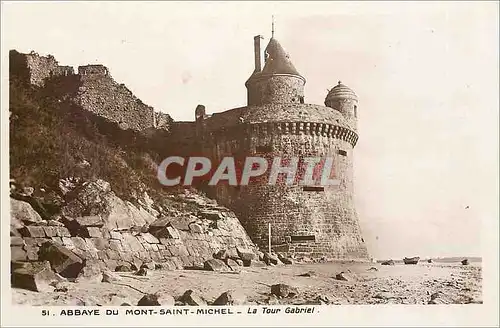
[302,186,324,192]
[290,235,316,242]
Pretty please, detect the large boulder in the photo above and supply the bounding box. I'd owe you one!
[61,179,156,231]
[270,284,298,298]
[204,259,229,272]
[212,291,246,305]
[75,260,104,283]
[226,259,241,272]
[11,261,61,292]
[263,252,279,265]
[179,290,207,306]
[137,293,175,306]
[335,271,354,281]
[38,241,84,278]
[277,253,293,265]
[236,247,255,262]
[102,270,121,283]
[11,198,43,226]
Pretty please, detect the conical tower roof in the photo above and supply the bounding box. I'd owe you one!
[261,38,302,76]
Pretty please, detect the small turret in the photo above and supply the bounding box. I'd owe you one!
[325,81,358,130]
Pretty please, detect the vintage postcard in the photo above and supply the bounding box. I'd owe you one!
[1,1,498,327]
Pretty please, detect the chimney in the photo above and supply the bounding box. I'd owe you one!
[254,35,263,72]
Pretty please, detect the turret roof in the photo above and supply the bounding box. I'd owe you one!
[326,81,357,100]
[246,37,304,85]
[261,38,301,76]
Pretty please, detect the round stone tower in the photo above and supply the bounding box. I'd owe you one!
[245,36,306,106]
[200,35,368,260]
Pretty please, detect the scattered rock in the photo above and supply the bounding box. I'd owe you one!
[53,283,69,293]
[226,259,241,272]
[263,252,279,265]
[11,261,59,292]
[141,262,156,270]
[461,259,469,265]
[249,260,267,268]
[189,223,203,234]
[108,295,132,306]
[270,284,298,298]
[257,251,265,261]
[427,259,433,263]
[76,261,104,283]
[367,267,379,272]
[138,293,175,306]
[38,241,84,279]
[428,291,453,304]
[130,257,143,271]
[335,272,353,281]
[266,294,280,305]
[214,249,228,261]
[204,259,229,272]
[315,295,330,304]
[102,270,121,283]
[277,253,293,265]
[373,292,396,300]
[115,264,132,272]
[236,247,255,263]
[135,267,149,276]
[180,290,207,306]
[212,291,246,305]
[381,259,395,266]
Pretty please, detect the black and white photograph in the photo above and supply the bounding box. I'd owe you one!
[1,1,498,327]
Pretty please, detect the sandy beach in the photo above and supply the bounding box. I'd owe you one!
[12,260,482,306]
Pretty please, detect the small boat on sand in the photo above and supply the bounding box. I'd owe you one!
[403,257,420,265]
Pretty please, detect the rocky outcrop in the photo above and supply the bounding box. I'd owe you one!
[10,179,261,292]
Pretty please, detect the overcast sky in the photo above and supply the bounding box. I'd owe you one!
[3,1,498,259]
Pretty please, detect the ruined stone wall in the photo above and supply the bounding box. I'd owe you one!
[10,51,170,133]
[24,52,60,87]
[52,66,75,77]
[199,121,368,260]
[247,75,305,106]
[75,74,156,131]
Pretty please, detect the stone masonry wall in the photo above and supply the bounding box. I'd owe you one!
[325,97,358,132]
[199,120,368,260]
[24,52,60,87]
[10,50,171,133]
[75,74,156,131]
[247,75,305,106]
